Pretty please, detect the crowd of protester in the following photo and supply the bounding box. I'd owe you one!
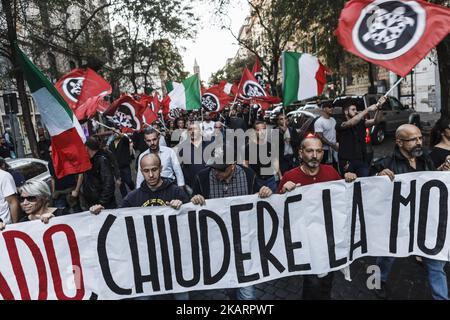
[1,96,450,300]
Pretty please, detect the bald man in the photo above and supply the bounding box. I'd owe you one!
[372,124,450,300]
[90,153,190,300]
[277,136,357,300]
[90,153,189,211]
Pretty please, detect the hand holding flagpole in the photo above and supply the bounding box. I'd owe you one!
[384,77,404,98]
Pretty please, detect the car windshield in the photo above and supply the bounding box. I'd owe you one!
[10,162,47,180]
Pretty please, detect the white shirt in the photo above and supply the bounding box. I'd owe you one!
[0,170,17,224]
[201,121,215,140]
[159,135,167,147]
[314,116,337,150]
[136,146,185,187]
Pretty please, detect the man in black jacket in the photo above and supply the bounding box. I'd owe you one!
[371,124,450,300]
[81,137,116,210]
[109,132,135,197]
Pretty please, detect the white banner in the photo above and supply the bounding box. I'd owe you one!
[1,172,450,300]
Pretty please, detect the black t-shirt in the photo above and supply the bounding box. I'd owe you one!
[336,120,366,161]
[245,141,274,179]
[429,147,450,168]
[48,160,77,190]
[0,145,10,158]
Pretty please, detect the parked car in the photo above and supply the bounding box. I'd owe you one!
[288,110,374,166]
[333,94,420,145]
[287,103,319,118]
[263,105,284,124]
[6,158,51,187]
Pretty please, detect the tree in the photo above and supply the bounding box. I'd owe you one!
[1,0,198,156]
[0,0,39,157]
[209,55,255,85]
[213,0,306,96]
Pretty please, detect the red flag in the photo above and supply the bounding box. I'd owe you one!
[201,84,234,112]
[161,95,171,119]
[55,68,112,111]
[74,93,110,121]
[219,80,238,96]
[105,94,146,133]
[142,107,158,125]
[336,0,450,77]
[237,68,281,104]
[150,92,161,114]
[252,56,264,86]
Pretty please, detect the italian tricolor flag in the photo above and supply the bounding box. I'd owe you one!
[167,74,201,111]
[15,44,92,178]
[282,52,328,106]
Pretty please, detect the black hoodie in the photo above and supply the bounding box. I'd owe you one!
[121,177,189,208]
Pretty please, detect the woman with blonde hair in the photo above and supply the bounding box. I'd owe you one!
[0,180,62,230]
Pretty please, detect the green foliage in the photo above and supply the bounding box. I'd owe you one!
[209,55,255,85]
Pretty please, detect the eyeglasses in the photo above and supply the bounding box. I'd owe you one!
[400,136,423,142]
[19,195,39,203]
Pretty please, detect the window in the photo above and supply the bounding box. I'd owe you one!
[390,97,404,111]
[47,52,58,82]
[13,162,47,181]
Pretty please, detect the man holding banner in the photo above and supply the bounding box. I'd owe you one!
[278,136,357,299]
[191,143,272,300]
[372,124,450,300]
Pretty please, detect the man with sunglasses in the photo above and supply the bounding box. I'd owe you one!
[190,144,272,300]
[371,124,450,300]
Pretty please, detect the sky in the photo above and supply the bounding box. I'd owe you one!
[180,1,249,84]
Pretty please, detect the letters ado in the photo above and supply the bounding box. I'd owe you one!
[0,180,447,299]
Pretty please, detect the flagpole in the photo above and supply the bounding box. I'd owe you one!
[143,121,162,135]
[384,77,404,97]
[91,119,131,141]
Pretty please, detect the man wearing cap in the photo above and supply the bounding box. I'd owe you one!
[190,144,272,300]
[314,101,338,168]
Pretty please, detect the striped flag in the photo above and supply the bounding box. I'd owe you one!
[282,52,328,106]
[14,44,91,178]
[166,74,201,111]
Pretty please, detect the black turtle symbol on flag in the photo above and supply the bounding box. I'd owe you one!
[242,80,267,98]
[353,0,426,60]
[108,103,140,131]
[62,77,84,103]
[201,93,220,112]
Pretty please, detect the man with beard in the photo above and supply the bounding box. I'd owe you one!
[336,96,386,177]
[371,124,450,300]
[136,127,185,188]
[178,122,212,192]
[277,136,356,299]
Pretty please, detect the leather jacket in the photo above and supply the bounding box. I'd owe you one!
[82,150,116,208]
[371,146,435,175]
